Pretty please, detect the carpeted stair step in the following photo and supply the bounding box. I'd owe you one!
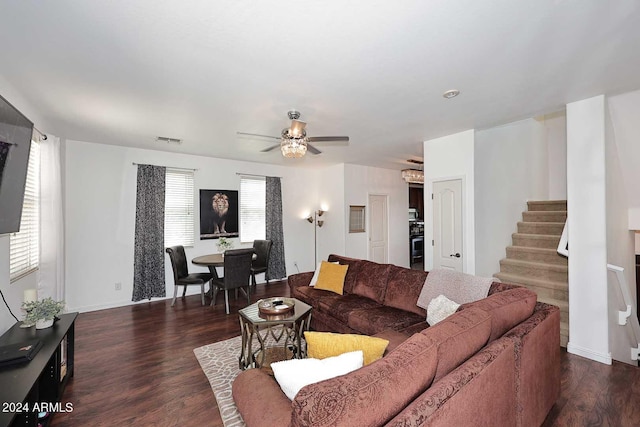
[522,211,567,223]
[512,233,561,249]
[505,246,568,265]
[527,200,568,212]
[517,221,565,235]
[499,259,568,283]
[494,272,568,300]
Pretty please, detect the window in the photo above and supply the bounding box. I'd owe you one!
[240,176,265,242]
[349,205,366,233]
[164,169,195,247]
[10,140,40,281]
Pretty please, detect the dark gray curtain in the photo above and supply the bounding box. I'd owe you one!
[265,176,286,280]
[133,164,166,301]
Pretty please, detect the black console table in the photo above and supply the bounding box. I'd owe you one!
[0,313,78,427]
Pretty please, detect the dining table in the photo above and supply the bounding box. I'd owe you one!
[192,252,257,280]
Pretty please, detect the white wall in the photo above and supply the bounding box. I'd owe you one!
[607,89,640,230]
[566,95,611,364]
[344,164,410,267]
[0,76,55,335]
[315,164,346,264]
[474,119,548,276]
[423,130,475,274]
[545,111,568,200]
[64,140,319,312]
[605,101,637,365]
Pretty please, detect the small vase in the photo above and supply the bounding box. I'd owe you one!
[36,318,54,329]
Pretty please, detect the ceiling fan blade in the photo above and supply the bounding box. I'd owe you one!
[260,144,281,153]
[307,136,350,145]
[290,120,307,137]
[307,143,322,155]
[237,131,280,140]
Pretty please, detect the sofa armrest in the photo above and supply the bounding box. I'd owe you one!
[232,369,292,427]
[288,272,314,293]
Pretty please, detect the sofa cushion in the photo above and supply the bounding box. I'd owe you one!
[384,266,428,316]
[457,287,537,342]
[291,331,439,427]
[348,306,425,335]
[317,294,381,323]
[352,260,391,303]
[314,261,349,295]
[292,285,342,308]
[305,331,389,365]
[328,254,362,294]
[420,307,492,382]
[386,337,517,427]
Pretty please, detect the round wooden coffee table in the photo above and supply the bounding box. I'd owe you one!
[238,297,312,372]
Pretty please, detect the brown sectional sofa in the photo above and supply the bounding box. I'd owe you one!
[232,255,560,426]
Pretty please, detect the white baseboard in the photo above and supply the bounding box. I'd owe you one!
[68,296,171,313]
[567,342,612,365]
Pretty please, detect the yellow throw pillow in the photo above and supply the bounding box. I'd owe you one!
[314,261,348,295]
[305,331,390,365]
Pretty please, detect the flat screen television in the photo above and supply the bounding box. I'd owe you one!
[0,94,33,235]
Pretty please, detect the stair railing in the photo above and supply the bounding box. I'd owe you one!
[607,263,640,360]
[557,220,568,257]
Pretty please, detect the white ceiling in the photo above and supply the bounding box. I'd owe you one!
[1,0,639,170]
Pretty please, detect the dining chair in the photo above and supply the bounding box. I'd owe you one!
[166,246,213,306]
[210,248,254,314]
[250,239,273,287]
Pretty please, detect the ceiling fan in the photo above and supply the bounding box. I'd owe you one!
[237,110,349,158]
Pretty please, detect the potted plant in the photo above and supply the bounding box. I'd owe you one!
[22,297,66,329]
[217,237,234,254]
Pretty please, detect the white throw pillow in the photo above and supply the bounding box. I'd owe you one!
[309,261,339,286]
[426,294,461,326]
[271,350,364,400]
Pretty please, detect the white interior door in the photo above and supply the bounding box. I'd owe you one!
[368,194,388,263]
[433,179,463,271]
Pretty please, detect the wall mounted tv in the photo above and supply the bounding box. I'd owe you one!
[0,94,33,235]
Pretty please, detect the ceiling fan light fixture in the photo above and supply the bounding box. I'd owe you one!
[281,136,308,158]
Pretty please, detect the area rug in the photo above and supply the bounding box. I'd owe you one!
[194,334,288,427]
[194,336,247,427]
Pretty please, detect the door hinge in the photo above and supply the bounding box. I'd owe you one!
[432,240,434,246]
[431,193,434,200]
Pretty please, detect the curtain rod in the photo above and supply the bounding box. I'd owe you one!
[33,127,48,141]
[132,162,198,172]
[236,172,282,179]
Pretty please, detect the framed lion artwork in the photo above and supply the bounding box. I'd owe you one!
[199,189,240,240]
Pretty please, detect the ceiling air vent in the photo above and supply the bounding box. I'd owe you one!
[156,136,183,145]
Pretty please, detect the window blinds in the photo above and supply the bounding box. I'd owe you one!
[10,141,40,281]
[240,176,266,242]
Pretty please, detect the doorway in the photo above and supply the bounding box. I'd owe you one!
[409,184,424,270]
[368,194,388,263]
[432,179,463,272]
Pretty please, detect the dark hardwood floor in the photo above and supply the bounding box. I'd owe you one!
[51,281,289,427]
[51,280,640,427]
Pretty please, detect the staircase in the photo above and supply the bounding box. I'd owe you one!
[494,200,569,347]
